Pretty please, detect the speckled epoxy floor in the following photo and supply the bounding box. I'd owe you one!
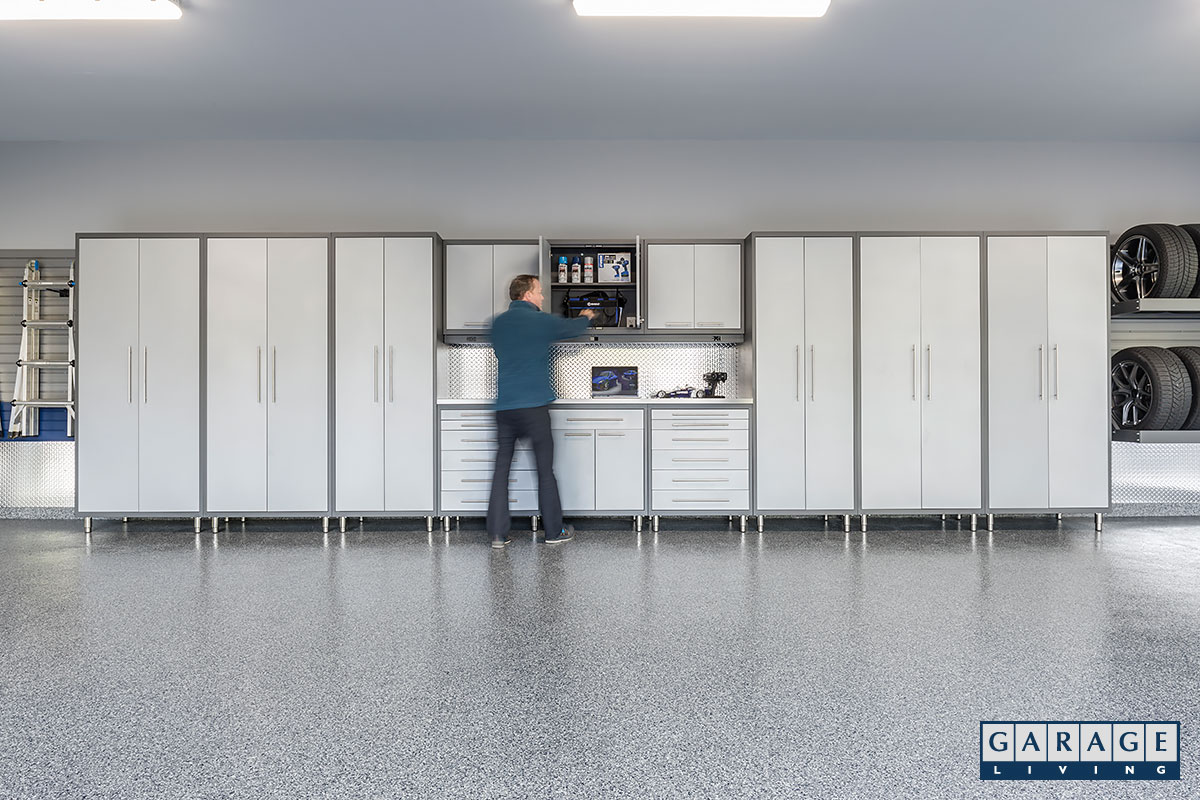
[0,516,1197,799]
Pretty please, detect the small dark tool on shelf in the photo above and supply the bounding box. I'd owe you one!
[698,372,727,399]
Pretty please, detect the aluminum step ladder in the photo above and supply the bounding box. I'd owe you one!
[9,259,76,438]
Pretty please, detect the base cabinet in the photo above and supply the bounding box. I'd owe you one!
[550,409,644,513]
[651,408,750,513]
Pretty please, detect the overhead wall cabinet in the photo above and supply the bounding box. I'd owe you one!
[334,236,437,517]
[76,237,200,516]
[859,236,983,512]
[986,235,1110,512]
[443,241,539,337]
[205,237,329,515]
[645,242,743,333]
[751,235,855,515]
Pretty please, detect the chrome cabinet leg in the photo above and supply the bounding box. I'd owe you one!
[739,515,747,532]
[1056,513,1063,522]
[986,514,994,531]
[532,515,539,532]
[842,515,850,532]
[970,514,977,532]
[211,517,219,533]
[426,516,434,533]
[84,517,92,533]
[652,515,660,532]
[442,516,450,532]
[193,517,202,534]
[635,515,643,532]
[339,517,347,533]
[1095,513,1103,532]
[860,515,867,532]
[757,515,764,532]
[321,517,330,533]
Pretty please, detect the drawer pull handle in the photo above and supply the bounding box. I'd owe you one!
[458,424,495,429]
[598,432,625,437]
[671,422,730,428]
[672,458,729,463]
[460,479,518,484]
[461,439,498,443]
[462,458,494,463]
[564,432,593,437]
[566,418,622,422]
[665,412,732,417]
[671,498,731,503]
[671,478,730,483]
[672,437,730,442]
[461,499,521,504]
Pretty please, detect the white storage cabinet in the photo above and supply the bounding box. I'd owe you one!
[646,243,743,331]
[77,237,201,522]
[651,406,752,528]
[751,236,855,525]
[334,236,436,524]
[443,242,539,333]
[206,237,329,516]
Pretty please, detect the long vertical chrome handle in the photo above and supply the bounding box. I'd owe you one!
[1038,345,1044,399]
[144,347,148,403]
[374,346,379,403]
[272,346,277,403]
[911,345,917,401]
[795,345,801,401]
[257,346,262,403]
[389,346,394,403]
[1054,345,1060,400]
[926,345,931,401]
[810,345,816,402]
[128,347,133,403]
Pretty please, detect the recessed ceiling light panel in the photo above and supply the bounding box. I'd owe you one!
[573,0,830,17]
[0,0,182,21]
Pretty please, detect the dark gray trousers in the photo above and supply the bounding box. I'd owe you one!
[487,405,562,539]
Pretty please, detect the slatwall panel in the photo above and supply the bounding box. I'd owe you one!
[0,250,75,406]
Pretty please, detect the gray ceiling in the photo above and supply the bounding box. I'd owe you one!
[1,0,1197,142]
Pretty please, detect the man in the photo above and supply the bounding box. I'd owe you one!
[488,275,595,549]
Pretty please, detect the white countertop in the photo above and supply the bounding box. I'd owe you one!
[437,398,753,406]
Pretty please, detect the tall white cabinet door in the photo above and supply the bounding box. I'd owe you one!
[553,430,596,512]
[77,238,141,513]
[444,245,493,331]
[647,245,695,329]
[919,237,981,509]
[384,237,435,513]
[694,244,743,330]
[595,429,644,511]
[137,238,200,513]
[860,237,923,509]
[334,238,385,512]
[492,244,540,315]
[753,238,806,511]
[804,238,855,511]
[206,238,268,513]
[1047,236,1110,509]
[266,238,329,513]
[987,237,1050,509]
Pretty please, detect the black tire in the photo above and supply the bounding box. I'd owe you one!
[1111,346,1192,430]
[1168,346,1200,430]
[1180,225,1200,297]
[1111,224,1199,301]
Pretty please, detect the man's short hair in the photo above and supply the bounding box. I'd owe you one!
[509,274,540,301]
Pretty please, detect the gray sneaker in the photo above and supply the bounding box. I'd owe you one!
[542,525,575,544]
[490,534,512,549]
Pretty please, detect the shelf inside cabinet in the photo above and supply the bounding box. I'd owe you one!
[1112,430,1200,444]
[1111,298,1200,318]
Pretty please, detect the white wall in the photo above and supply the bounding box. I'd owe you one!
[3,139,1200,247]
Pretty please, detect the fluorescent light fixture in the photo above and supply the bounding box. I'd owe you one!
[0,0,182,21]
[574,0,830,17]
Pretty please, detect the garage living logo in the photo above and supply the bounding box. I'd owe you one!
[980,722,1180,780]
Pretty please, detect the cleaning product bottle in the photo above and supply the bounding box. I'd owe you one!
[571,257,582,284]
[583,256,595,283]
[557,256,568,283]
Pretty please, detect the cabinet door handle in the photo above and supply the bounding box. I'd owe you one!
[795,345,801,401]
[911,345,917,401]
[1038,345,1044,399]
[272,346,277,403]
[373,346,379,403]
[463,322,489,328]
[810,345,816,402]
[564,432,593,438]
[1054,345,1060,400]
[128,347,133,404]
[389,346,394,403]
[664,322,692,328]
[257,346,262,403]
[143,347,148,403]
[926,345,932,401]
[598,432,625,437]
[697,322,725,328]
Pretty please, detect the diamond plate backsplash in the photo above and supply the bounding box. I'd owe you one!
[1110,442,1200,515]
[0,441,74,513]
[442,342,741,400]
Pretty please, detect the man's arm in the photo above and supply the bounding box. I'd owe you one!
[547,311,593,341]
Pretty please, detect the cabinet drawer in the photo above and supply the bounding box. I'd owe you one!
[652,470,749,490]
[550,409,644,430]
[651,408,750,421]
[652,429,749,450]
[441,490,539,512]
[652,490,750,511]
[441,449,536,471]
[440,470,537,491]
[652,449,750,470]
[441,431,532,451]
[440,409,496,421]
[651,418,748,431]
